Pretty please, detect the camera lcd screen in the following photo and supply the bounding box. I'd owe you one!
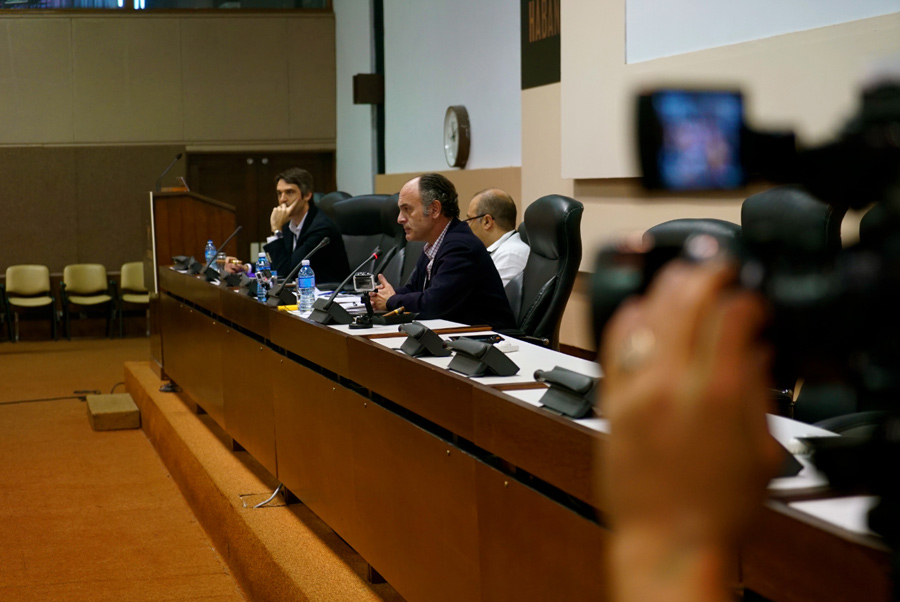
[639,90,746,190]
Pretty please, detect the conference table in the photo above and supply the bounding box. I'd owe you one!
[157,267,892,602]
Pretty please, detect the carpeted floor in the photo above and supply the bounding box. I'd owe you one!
[0,338,246,602]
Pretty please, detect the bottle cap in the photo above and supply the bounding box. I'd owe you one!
[301,260,310,265]
[258,252,266,258]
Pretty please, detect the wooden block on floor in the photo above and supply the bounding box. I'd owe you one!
[86,394,141,431]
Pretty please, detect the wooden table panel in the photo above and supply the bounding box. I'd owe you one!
[269,309,350,376]
[347,336,475,441]
[473,386,600,507]
[159,294,225,427]
[159,267,222,315]
[351,399,480,602]
[475,461,610,601]
[222,329,278,475]
[220,287,270,337]
[272,359,360,542]
[742,501,892,602]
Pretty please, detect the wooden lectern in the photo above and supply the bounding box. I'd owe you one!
[143,191,237,378]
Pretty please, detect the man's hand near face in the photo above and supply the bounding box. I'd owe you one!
[369,274,396,312]
[270,200,298,234]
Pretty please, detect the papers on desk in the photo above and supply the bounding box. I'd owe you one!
[368,330,602,384]
[328,319,465,336]
[789,496,880,536]
[766,414,838,491]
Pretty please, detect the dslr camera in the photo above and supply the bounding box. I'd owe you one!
[593,80,900,544]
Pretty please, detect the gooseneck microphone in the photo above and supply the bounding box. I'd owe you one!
[373,244,399,277]
[202,225,243,271]
[155,153,184,193]
[265,237,331,307]
[308,246,381,324]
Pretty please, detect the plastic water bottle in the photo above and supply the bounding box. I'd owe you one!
[255,252,270,302]
[297,260,316,312]
[204,240,216,268]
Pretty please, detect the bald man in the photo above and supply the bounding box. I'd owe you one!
[466,189,530,287]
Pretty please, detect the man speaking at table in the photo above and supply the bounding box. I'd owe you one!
[369,173,516,330]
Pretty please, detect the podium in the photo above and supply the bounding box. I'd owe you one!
[143,190,236,377]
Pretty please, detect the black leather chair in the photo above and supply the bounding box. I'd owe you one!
[644,217,741,249]
[316,191,351,221]
[742,186,847,421]
[504,194,583,349]
[741,185,845,260]
[332,194,398,270]
[374,193,416,285]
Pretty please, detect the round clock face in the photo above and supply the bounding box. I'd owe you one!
[443,106,470,168]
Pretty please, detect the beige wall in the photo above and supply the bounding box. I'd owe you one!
[0,13,335,149]
[0,13,335,275]
[375,167,522,218]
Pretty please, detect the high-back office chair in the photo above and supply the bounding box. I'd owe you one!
[517,222,529,246]
[644,217,741,249]
[742,186,847,422]
[61,263,116,340]
[741,185,844,259]
[505,195,583,349]
[332,194,402,274]
[118,261,150,337]
[316,191,352,221]
[3,264,57,342]
[373,192,414,285]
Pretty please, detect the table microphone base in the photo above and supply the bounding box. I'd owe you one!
[308,297,353,325]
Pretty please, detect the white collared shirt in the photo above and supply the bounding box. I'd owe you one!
[487,230,530,287]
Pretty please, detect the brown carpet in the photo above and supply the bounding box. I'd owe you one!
[0,338,245,601]
[0,338,404,602]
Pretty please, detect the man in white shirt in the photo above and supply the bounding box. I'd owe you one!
[465,189,530,286]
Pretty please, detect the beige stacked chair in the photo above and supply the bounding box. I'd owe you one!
[61,264,115,340]
[3,265,58,342]
[118,261,150,337]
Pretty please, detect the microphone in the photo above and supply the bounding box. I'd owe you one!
[373,244,399,277]
[265,237,331,307]
[197,225,242,281]
[155,153,184,193]
[308,246,380,325]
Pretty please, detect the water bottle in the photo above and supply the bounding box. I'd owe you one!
[255,252,270,302]
[297,260,316,312]
[204,240,216,268]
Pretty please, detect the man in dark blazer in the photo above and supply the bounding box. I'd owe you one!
[369,173,516,330]
[227,167,349,284]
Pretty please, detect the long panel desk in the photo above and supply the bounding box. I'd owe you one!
[158,267,892,602]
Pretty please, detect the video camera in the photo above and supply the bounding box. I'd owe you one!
[592,79,900,544]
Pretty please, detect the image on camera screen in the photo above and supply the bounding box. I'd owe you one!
[651,90,745,190]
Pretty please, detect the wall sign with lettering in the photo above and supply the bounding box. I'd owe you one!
[521,0,561,90]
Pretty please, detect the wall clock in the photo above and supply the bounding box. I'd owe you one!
[443,105,470,168]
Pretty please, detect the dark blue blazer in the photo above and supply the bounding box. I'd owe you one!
[263,203,349,284]
[386,218,516,330]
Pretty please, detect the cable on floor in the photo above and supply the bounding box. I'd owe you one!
[253,483,284,509]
